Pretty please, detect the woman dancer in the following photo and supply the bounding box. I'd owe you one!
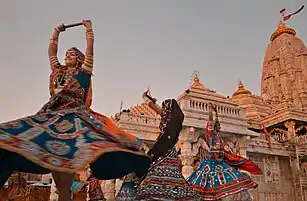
[116,91,200,200]
[0,20,151,201]
[187,103,260,200]
[6,173,30,201]
[85,167,106,201]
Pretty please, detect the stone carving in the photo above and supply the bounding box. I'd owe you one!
[266,156,273,183]
[285,121,296,137]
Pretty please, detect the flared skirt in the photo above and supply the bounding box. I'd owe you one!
[187,158,257,200]
[137,148,200,201]
[0,108,151,181]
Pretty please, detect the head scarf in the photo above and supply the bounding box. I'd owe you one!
[66,47,85,68]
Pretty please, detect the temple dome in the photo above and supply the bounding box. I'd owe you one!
[270,22,296,42]
[232,81,251,97]
[190,74,204,88]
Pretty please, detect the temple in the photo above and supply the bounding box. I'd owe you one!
[2,9,307,201]
[105,18,307,201]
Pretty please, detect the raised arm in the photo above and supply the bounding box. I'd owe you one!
[142,90,162,115]
[48,24,65,69]
[82,20,94,73]
[204,103,215,146]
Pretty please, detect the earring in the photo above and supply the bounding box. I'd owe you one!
[76,60,80,68]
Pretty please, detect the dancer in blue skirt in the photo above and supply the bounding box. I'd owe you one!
[188,103,260,200]
[0,20,151,201]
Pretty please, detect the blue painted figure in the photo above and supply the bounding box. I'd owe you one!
[187,103,259,200]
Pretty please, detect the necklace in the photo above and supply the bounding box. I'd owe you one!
[54,68,75,92]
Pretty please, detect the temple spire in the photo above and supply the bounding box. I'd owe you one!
[190,70,204,87]
[263,7,307,108]
[271,6,304,41]
[232,80,251,97]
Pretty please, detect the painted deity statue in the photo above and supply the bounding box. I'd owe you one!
[0,20,151,201]
[7,173,30,201]
[116,91,200,201]
[187,103,262,200]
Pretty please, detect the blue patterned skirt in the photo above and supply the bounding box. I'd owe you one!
[0,107,151,182]
[187,157,257,200]
[136,147,200,201]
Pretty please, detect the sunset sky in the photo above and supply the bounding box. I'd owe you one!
[0,0,306,122]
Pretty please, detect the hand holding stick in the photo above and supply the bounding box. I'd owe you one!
[142,90,162,115]
[54,21,85,33]
[65,22,84,29]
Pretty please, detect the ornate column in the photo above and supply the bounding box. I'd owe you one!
[178,127,197,179]
[284,120,296,142]
[103,179,115,201]
[115,179,123,195]
[238,136,249,157]
[49,179,58,201]
[180,155,194,179]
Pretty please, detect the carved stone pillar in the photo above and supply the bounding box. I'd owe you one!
[284,120,296,142]
[178,127,197,179]
[179,155,194,179]
[103,179,115,201]
[49,179,58,201]
[115,179,123,195]
[238,136,248,158]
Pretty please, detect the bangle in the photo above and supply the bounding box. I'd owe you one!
[86,28,93,32]
[50,39,58,45]
[84,60,93,66]
[85,54,94,59]
[50,36,58,40]
[86,33,94,39]
[54,28,60,33]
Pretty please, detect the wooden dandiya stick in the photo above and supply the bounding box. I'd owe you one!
[64,22,84,29]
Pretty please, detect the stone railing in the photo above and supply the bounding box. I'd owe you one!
[187,100,241,117]
[120,113,160,126]
[270,128,288,143]
[295,135,307,145]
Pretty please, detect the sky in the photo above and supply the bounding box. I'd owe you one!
[0,0,306,122]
